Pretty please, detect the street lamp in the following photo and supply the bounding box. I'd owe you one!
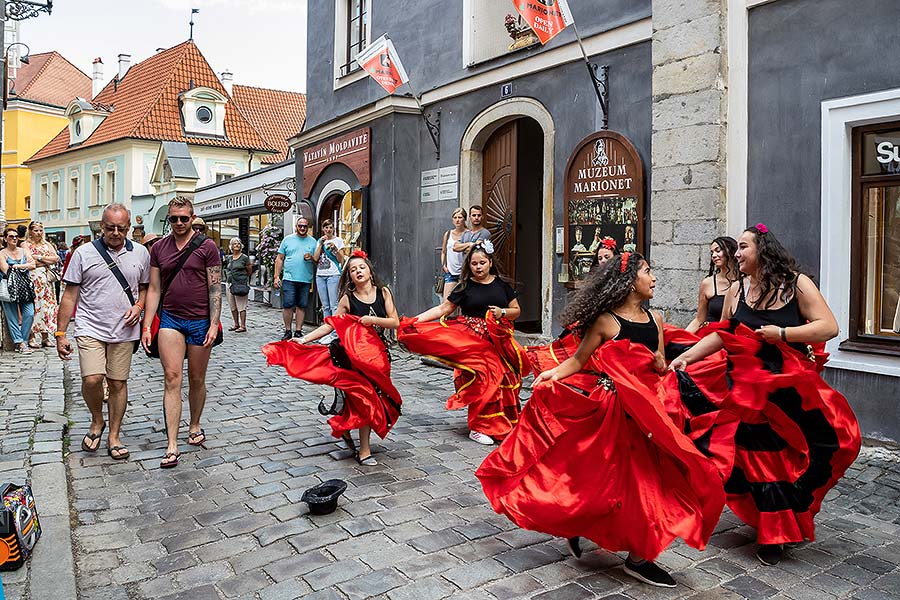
[3,41,29,109]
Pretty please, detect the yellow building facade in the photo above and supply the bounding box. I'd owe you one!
[2,102,71,224]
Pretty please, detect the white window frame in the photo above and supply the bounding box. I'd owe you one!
[333,0,372,90]
[50,178,60,211]
[39,179,49,212]
[105,168,117,203]
[821,87,900,377]
[68,172,79,209]
[90,169,102,207]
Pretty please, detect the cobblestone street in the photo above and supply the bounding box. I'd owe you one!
[2,303,900,600]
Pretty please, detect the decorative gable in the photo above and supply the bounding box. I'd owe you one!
[180,86,227,138]
[65,98,111,146]
[150,141,199,195]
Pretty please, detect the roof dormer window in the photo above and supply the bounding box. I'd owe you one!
[65,98,110,146]
[180,87,227,138]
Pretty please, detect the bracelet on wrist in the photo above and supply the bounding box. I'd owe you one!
[54,331,67,338]
[135,302,144,310]
[780,327,787,342]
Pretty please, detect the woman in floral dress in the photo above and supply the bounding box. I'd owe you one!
[22,221,59,348]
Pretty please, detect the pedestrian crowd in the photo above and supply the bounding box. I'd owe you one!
[11,198,863,590]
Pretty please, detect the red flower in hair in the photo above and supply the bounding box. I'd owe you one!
[601,237,617,251]
[619,252,631,273]
[755,223,769,234]
[351,249,368,259]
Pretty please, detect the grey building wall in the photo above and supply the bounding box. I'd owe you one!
[306,0,651,130]
[748,0,900,443]
[748,0,900,276]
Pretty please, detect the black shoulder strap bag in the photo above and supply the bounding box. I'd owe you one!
[92,238,141,353]
[146,234,219,358]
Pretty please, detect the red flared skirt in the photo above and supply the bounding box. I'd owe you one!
[711,323,862,544]
[477,340,726,561]
[262,314,402,439]
[398,313,530,438]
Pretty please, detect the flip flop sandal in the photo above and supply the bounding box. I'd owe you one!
[187,429,207,446]
[81,424,106,453]
[228,325,239,331]
[160,452,181,469]
[107,445,129,460]
[235,327,247,333]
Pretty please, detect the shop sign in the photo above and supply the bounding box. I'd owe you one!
[563,130,644,283]
[863,130,900,176]
[264,193,292,214]
[302,127,371,198]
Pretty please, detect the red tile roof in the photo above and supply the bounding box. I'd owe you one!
[27,41,276,163]
[10,51,91,108]
[232,85,306,164]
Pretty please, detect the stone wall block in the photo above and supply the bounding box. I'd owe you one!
[651,220,674,244]
[648,264,704,310]
[650,188,719,221]
[652,89,723,131]
[652,14,722,66]
[652,125,721,167]
[673,218,719,245]
[652,54,721,97]
[653,0,722,31]
[652,162,722,192]
[647,243,704,271]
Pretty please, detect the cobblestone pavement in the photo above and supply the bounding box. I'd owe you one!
[3,304,900,600]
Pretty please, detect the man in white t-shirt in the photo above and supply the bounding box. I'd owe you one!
[56,204,150,461]
[312,218,346,333]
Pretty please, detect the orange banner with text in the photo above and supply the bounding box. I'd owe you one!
[513,0,574,45]
[356,34,410,95]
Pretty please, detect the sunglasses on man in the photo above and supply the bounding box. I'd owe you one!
[168,215,192,224]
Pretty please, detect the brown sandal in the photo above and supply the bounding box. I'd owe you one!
[160,452,180,468]
[187,429,206,446]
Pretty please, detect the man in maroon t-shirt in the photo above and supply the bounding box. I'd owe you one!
[142,196,222,469]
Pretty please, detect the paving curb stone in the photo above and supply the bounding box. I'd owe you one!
[0,349,77,600]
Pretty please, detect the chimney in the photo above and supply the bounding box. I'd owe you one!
[117,53,131,80]
[221,70,233,95]
[91,58,103,98]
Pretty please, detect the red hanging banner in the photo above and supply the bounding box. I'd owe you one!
[513,0,574,45]
[356,34,410,95]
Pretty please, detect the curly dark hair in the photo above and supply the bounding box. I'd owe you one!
[561,252,646,337]
[338,255,390,299]
[707,236,738,278]
[742,226,807,309]
[454,243,501,294]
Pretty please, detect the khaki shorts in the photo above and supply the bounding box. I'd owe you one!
[75,337,135,381]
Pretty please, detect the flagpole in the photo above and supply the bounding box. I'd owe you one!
[405,79,441,161]
[571,21,609,130]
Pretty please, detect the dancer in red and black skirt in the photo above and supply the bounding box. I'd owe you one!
[399,241,528,446]
[670,224,861,566]
[477,253,725,588]
[263,251,400,466]
[686,236,738,333]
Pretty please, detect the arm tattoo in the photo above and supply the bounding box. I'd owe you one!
[208,266,222,323]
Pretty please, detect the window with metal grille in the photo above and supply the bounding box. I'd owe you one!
[340,0,369,77]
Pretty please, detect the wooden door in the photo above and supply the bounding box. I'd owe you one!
[482,121,518,281]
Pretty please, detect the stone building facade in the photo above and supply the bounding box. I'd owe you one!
[295,0,900,441]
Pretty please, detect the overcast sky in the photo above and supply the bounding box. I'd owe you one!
[19,0,307,92]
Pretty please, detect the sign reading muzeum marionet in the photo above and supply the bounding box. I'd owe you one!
[564,130,645,282]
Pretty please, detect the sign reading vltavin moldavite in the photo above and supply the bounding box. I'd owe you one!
[564,130,644,282]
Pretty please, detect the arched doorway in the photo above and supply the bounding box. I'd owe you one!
[481,118,544,333]
[461,98,555,336]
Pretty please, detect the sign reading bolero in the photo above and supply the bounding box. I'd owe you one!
[302,127,371,198]
[564,131,644,283]
[264,193,292,214]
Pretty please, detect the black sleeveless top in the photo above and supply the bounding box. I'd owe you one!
[707,280,725,322]
[348,288,388,319]
[733,281,807,354]
[611,309,659,353]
